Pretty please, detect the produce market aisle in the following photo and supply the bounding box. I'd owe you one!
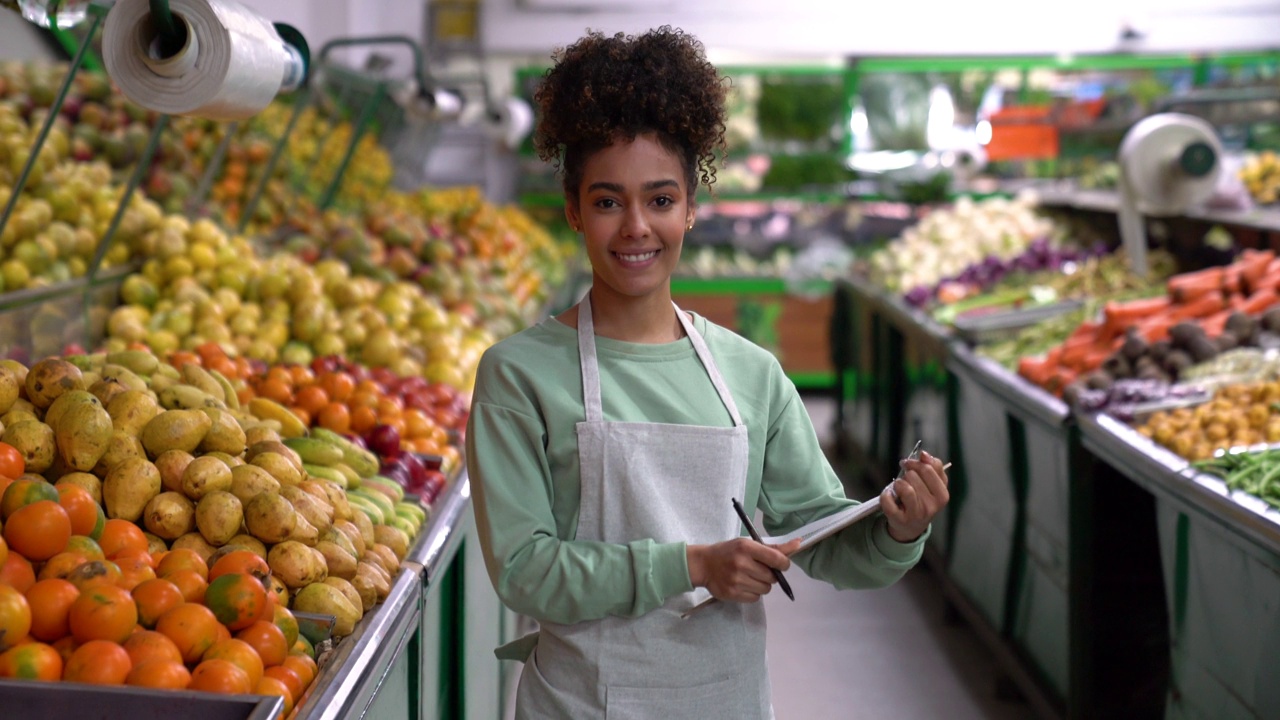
[759,397,1037,719]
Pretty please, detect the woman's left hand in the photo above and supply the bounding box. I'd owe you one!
[880,450,949,543]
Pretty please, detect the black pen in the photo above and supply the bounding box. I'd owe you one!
[732,498,795,602]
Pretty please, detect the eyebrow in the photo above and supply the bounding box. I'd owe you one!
[586,179,680,194]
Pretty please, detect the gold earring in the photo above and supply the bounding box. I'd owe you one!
[687,222,694,230]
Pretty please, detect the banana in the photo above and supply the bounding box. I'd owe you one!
[364,476,405,503]
[100,364,148,392]
[182,363,225,399]
[205,368,240,410]
[332,462,362,488]
[285,437,345,466]
[304,463,348,488]
[160,384,227,411]
[309,427,380,479]
[248,398,307,438]
[395,502,426,526]
[149,375,178,393]
[392,516,419,538]
[350,487,395,521]
[106,350,159,376]
[153,363,181,381]
[347,495,385,526]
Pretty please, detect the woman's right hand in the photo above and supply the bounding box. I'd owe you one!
[687,538,802,603]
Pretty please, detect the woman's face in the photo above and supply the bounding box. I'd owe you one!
[566,132,693,302]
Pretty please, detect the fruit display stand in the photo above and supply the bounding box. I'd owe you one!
[1077,413,1280,720]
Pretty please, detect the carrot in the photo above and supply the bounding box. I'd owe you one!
[1066,321,1102,344]
[1265,256,1280,276]
[1257,270,1280,293]
[1222,266,1244,296]
[1045,369,1078,397]
[1018,357,1055,386]
[1240,250,1275,292]
[1061,336,1093,370]
[1082,348,1112,372]
[1229,293,1249,311]
[1137,315,1174,343]
[1200,310,1231,338]
[1045,346,1064,368]
[1239,287,1280,315]
[1168,290,1226,322]
[1103,297,1172,327]
[1167,266,1225,303]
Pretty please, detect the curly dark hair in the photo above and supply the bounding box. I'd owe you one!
[533,27,728,201]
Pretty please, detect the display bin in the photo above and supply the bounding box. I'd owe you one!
[1081,414,1280,720]
[947,346,1075,701]
[0,679,284,720]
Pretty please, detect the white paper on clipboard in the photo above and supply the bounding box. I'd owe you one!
[758,497,883,551]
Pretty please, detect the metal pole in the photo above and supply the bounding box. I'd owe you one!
[238,88,312,235]
[318,83,385,210]
[187,120,239,215]
[87,114,171,282]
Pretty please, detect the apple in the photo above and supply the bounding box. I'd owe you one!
[367,423,402,458]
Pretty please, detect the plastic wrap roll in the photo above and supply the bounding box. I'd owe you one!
[103,0,304,120]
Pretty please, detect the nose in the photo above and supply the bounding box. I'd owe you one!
[620,204,650,239]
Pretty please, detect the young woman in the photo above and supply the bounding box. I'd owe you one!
[466,27,950,719]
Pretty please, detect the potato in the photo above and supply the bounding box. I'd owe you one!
[368,543,400,576]
[171,532,218,562]
[351,508,376,549]
[224,534,268,561]
[230,464,280,505]
[141,409,212,457]
[57,402,114,472]
[293,582,360,637]
[321,526,359,560]
[142,531,168,556]
[332,520,366,559]
[287,513,320,547]
[280,486,333,534]
[0,366,21,414]
[250,452,303,486]
[198,408,247,456]
[373,525,409,561]
[246,442,304,473]
[317,540,358,580]
[107,390,162,436]
[45,390,100,432]
[357,560,391,602]
[3,420,56,474]
[93,431,147,476]
[25,357,84,409]
[244,426,281,447]
[322,577,362,616]
[349,573,378,612]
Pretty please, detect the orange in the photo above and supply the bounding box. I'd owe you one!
[294,386,330,417]
[189,657,252,694]
[156,547,209,581]
[169,351,201,370]
[67,559,123,592]
[236,620,288,667]
[202,637,264,686]
[156,602,220,664]
[289,406,312,428]
[56,485,105,540]
[272,604,300,649]
[1,479,58,520]
[126,659,191,689]
[0,584,32,652]
[354,379,382,400]
[264,366,294,390]
[0,442,25,481]
[51,635,77,664]
[131,578,185,629]
[317,402,351,434]
[265,664,306,701]
[207,356,239,382]
[0,536,5,570]
[25,578,79,642]
[0,553,35,593]
[258,378,294,406]
[208,550,270,584]
[63,639,131,685]
[404,409,434,439]
[99,519,148,559]
[256,675,296,716]
[114,551,157,591]
[319,372,356,403]
[288,365,315,389]
[291,634,314,660]
[376,396,405,419]
[282,652,318,688]
[166,569,209,604]
[4,500,71,561]
[214,621,231,644]
[350,405,378,435]
[64,535,105,561]
[0,641,62,680]
[69,583,137,644]
[348,390,380,411]
[205,572,268,631]
[36,551,90,581]
[122,630,184,668]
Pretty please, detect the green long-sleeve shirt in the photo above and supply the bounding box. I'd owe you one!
[466,313,926,628]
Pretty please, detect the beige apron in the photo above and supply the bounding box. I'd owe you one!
[514,293,773,719]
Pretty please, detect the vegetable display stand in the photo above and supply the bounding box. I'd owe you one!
[668,277,837,391]
[1080,413,1280,720]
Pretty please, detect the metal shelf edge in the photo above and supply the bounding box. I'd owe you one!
[294,568,424,720]
[948,343,1070,429]
[407,467,472,580]
[1078,412,1280,558]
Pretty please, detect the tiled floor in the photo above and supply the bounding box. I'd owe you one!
[760,397,1036,719]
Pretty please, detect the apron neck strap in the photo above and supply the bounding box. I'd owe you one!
[577,291,745,427]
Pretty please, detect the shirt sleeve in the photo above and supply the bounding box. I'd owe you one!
[756,387,927,589]
[466,389,691,626]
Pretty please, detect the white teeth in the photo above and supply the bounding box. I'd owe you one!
[617,250,658,262]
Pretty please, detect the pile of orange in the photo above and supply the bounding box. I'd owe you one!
[242,365,452,458]
[0,466,318,716]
